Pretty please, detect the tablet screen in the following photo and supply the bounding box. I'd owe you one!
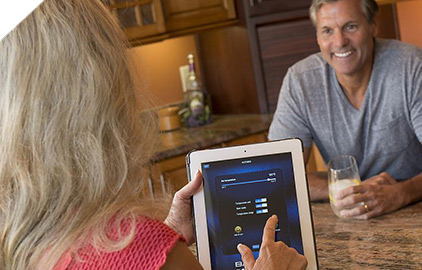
[201,153,303,270]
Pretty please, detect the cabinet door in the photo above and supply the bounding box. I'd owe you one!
[246,0,312,17]
[162,167,189,193]
[222,133,267,147]
[150,155,188,197]
[162,0,236,32]
[257,18,319,112]
[104,0,166,40]
[306,144,327,173]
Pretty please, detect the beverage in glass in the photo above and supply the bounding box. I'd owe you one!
[328,155,362,218]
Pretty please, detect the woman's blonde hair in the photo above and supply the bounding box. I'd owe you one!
[0,0,161,269]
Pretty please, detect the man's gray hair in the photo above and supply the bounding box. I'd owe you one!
[309,0,379,27]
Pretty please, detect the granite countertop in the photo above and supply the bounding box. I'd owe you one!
[154,114,272,161]
[188,202,422,268]
[313,202,422,269]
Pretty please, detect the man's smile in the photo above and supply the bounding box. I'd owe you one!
[333,50,354,58]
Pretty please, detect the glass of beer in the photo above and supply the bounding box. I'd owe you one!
[328,155,361,218]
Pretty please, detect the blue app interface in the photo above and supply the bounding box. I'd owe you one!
[201,153,303,270]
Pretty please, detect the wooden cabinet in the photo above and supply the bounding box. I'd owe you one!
[244,6,320,113]
[148,132,268,197]
[104,0,166,40]
[162,0,236,32]
[102,0,236,44]
[149,154,188,196]
[221,132,267,147]
[198,2,319,114]
[307,144,327,173]
[246,0,311,17]
[255,17,319,112]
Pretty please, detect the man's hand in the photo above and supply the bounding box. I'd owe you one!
[334,172,404,219]
[164,170,202,245]
[363,172,397,186]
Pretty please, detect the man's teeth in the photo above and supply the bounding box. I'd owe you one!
[334,51,352,58]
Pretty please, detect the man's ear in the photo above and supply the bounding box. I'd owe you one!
[371,15,379,36]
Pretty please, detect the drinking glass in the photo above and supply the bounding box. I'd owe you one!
[328,155,361,218]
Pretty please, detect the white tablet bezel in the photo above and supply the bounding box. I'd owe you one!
[187,138,318,270]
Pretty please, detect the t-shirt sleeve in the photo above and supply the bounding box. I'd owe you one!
[409,48,422,143]
[268,68,313,147]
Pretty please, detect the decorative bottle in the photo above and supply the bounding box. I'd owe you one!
[179,53,212,127]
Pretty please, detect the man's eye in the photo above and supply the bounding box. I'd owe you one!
[321,29,332,35]
[345,24,357,31]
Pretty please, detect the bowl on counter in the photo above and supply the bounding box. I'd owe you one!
[157,105,181,132]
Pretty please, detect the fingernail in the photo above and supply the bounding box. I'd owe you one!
[237,243,243,252]
[272,214,278,219]
[196,169,200,176]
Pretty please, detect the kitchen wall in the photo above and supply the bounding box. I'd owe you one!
[397,0,422,48]
[128,35,200,110]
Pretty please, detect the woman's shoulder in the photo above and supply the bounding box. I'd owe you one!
[64,216,184,270]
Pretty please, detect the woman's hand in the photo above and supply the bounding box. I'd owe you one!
[164,170,202,245]
[237,215,308,270]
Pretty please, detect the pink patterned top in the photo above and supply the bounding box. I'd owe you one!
[55,217,183,270]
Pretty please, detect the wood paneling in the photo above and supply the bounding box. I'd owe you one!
[376,4,400,39]
[198,26,260,114]
[257,18,319,112]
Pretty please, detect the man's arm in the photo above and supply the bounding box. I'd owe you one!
[304,147,329,202]
[395,172,422,206]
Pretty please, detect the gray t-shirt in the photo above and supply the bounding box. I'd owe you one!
[269,39,422,180]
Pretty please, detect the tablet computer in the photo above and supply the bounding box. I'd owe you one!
[186,138,318,270]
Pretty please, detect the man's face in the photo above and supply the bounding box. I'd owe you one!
[316,0,376,78]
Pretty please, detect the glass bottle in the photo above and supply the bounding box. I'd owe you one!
[180,53,212,127]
